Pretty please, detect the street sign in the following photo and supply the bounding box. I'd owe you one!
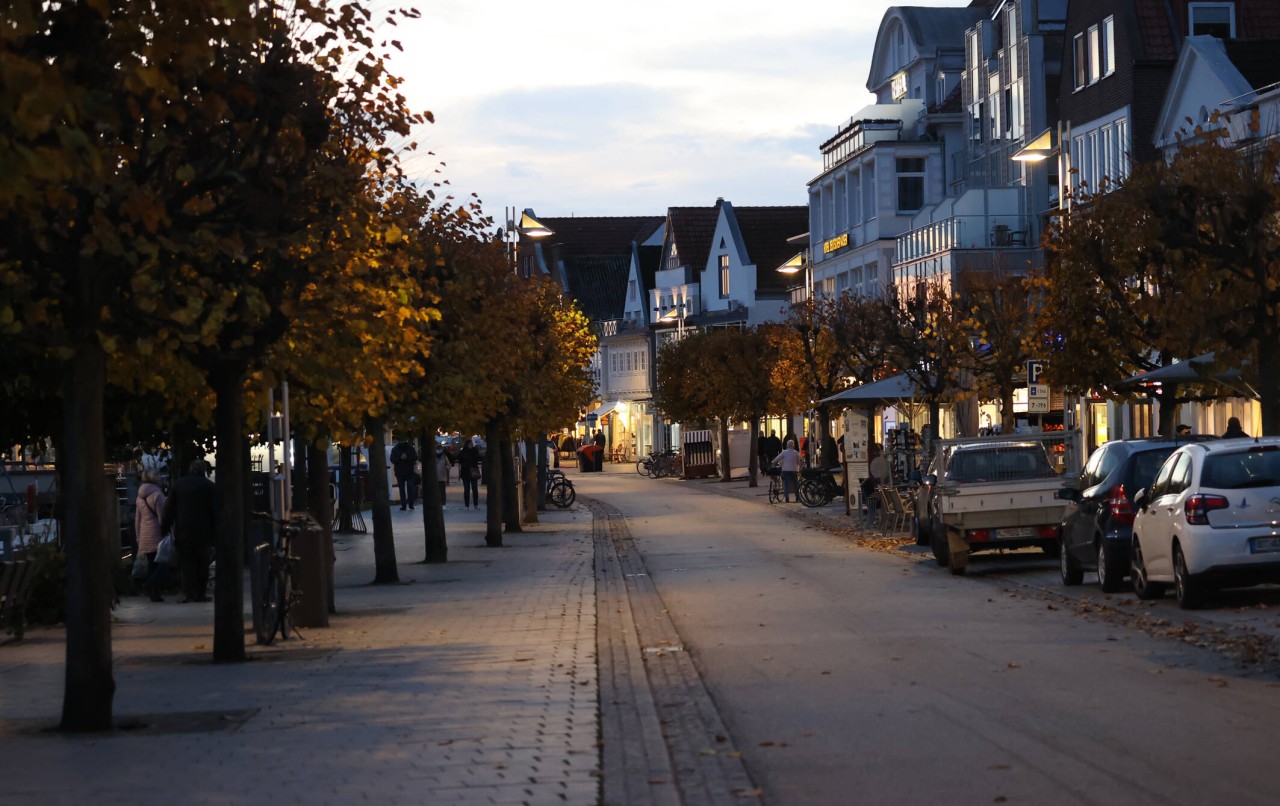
[1028,383,1050,413]
[1027,359,1047,386]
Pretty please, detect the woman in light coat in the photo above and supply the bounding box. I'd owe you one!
[134,468,168,602]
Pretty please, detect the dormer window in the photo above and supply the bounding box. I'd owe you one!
[1189,3,1235,38]
[667,244,681,270]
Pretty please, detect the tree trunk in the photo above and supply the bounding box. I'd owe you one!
[366,417,399,584]
[59,343,116,732]
[522,436,538,525]
[305,435,336,613]
[420,425,448,563]
[211,363,248,663]
[718,418,731,480]
[501,436,523,532]
[484,418,504,547]
[1154,385,1179,437]
[335,446,356,533]
[747,418,760,487]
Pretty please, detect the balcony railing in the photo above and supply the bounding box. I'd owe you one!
[895,214,1034,264]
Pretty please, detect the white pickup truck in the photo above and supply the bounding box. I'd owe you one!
[918,432,1080,575]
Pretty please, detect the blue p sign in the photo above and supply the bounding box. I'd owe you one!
[1027,360,1046,385]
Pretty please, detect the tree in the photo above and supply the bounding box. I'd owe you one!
[1034,126,1251,435]
[957,269,1037,429]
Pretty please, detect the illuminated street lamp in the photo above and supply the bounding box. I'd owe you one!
[1012,121,1073,212]
[505,207,555,273]
[776,249,811,303]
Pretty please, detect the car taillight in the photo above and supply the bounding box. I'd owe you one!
[968,529,991,542]
[1108,485,1134,525]
[1185,494,1229,525]
[1037,526,1059,539]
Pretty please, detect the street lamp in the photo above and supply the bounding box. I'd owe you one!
[776,249,811,304]
[1011,120,1073,213]
[505,207,555,274]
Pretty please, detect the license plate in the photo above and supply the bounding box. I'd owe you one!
[995,527,1033,539]
[1251,536,1280,554]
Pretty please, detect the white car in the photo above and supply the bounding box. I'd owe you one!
[1131,437,1280,608]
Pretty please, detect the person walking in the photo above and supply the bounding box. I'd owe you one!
[772,439,802,503]
[1222,417,1248,438]
[435,443,455,510]
[458,438,482,509]
[762,430,782,466]
[390,438,419,510]
[161,459,217,603]
[134,468,168,602]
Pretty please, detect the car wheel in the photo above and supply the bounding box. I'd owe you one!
[1173,545,1205,610]
[1097,540,1125,593]
[912,515,928,546]
[1060,537,1084,586]
[1130,536,1166,600]
[930,520,949,567]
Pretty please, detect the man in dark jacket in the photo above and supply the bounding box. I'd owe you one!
[161,459,218,603]
[389,439,419,510]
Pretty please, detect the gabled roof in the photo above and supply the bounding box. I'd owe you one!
[722,205,810,293]
[525,214,663,322]
[666,206,719,275]
[634,243,663,295]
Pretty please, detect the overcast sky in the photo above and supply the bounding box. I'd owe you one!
[382,1,972,223]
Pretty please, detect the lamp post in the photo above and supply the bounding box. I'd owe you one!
[1011,120,1073,213]
[505,207,555,275]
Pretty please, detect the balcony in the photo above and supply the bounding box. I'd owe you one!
[895,214,1035,264]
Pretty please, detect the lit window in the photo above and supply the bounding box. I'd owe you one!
[1102,16,1115,76]
[719,254,730,298]
[1073,33,1087,89]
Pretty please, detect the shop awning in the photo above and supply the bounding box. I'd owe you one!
[1118,352,1257,399]
[587,401,623,420]
[818,374,922,407]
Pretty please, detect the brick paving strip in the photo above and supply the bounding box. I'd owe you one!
[591,498,758,805]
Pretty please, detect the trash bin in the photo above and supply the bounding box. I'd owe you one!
[288,513,329,629]
[578,444,601,472]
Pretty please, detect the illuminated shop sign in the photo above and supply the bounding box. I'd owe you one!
[822,232,849,254]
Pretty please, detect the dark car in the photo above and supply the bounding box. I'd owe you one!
[1058,436,1216,591]
[434,434,462,461]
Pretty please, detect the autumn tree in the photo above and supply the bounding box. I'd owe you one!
[1034,128,1248,435]
[957,270,1037,429]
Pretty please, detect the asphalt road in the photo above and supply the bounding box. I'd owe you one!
[583,469,1280,806]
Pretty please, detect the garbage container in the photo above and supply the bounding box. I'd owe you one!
[578,444,601,472]
[288,513,329,629]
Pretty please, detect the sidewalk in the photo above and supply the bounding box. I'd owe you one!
[0,490,600,805]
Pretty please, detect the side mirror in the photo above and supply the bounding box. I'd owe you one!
[1133,488,1149,511]
[1056,487,1079,502]
[923,474,938,486]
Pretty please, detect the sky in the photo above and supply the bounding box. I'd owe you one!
[379,0,974,225]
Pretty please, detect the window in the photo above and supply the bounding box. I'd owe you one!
[628,279,636,301]
[896,157,925,212]
[1102,16,1115,76]
[639,351,646,371]
[1190,3,1235,38]
[1073,33,1087,89]
[718,254,730,298]
[667,244,680,270]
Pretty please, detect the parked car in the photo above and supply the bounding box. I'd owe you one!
[434,434,462,460]
[1131,436,1280,609]
[1058,436,1216,592]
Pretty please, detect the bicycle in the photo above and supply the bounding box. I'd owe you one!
[797,467,841,507]
[765,466,783,504]
[253,512,302,645]
[545,468,576,509]
[640,449,682,479]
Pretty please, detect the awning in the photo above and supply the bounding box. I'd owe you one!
[587,401,623,419]
[1118,352,1257,399]
[818,374,922,406]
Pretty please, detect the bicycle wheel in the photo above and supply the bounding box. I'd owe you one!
[260,568,286,645]
[767,478,781,504]
[549,479,576,508]
[636,459,650,476]
[797,478,824,508]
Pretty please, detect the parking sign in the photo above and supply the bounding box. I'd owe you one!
[1027,360,1046,386]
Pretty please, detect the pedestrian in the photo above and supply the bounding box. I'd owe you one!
[763,430,782,466]
[134,468,169,602]
[772,439,802,503]
[546,432,561,469]
[1175,423,1192,437]
[1222,417,1248,438]
[161,459,217,603]
[435,442,455,510]
[458,437,482,509]
[390,438,419,510]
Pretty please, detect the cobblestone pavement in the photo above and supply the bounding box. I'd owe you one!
[0,497,601,806]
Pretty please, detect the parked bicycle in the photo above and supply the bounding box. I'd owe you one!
[546,468,576,509]
[637,449,682,479]
[798,467,841,508]
[253,512,302,645]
